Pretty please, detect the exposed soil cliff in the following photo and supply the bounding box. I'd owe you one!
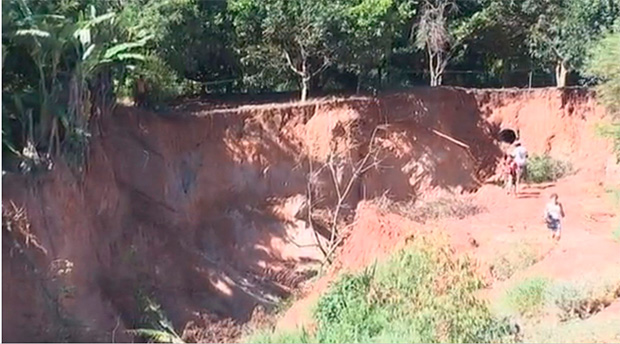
[3,87,616,342]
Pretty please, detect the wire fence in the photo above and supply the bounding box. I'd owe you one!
[173,68,563,101]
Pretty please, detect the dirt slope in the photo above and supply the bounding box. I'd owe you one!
[2,87,617,342]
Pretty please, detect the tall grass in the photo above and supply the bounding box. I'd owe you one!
[490,243,538,281]
[247,237,513,343]
[501,277,551,317]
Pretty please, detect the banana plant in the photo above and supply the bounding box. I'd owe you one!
[4,0,151,168]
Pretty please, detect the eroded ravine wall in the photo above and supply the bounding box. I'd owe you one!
[2,88,614,342]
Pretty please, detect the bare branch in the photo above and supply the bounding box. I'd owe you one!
[283,50,304,77]
[311,56,331,77]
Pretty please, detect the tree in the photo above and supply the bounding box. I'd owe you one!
[526,0,619,87]
[230,0,346,101]
[340,0,416,92]
[123,0,239,86]
[588,24,620,115]
[414,0,489,86]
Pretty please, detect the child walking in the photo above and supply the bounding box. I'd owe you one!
[502,154,517,196]
[544,193,565,240]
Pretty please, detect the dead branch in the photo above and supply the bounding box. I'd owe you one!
[430,129,469,149]
[322,126,384,264]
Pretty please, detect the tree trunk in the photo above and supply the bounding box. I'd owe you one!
[301,76,310,102]
[555,60,568,88]
[428,50,444,87]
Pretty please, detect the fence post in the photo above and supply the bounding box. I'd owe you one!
[528,71,533,89]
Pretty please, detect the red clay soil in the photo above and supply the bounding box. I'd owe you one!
[3,87,619,342]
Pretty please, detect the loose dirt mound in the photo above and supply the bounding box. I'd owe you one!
[3,87,616,342]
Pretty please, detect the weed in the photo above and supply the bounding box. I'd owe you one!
[525,154,573,183]
[502,277,550,317]
[490,243,538,281]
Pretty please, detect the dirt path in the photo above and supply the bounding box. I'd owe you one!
[444,173,620,290]
[278,172,620,333]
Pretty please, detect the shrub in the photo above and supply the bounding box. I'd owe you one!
[525,154,573,183]
[250,237,514,343]
[503,277,550,317]
[490,243,538,281]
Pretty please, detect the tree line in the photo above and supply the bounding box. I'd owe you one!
[2,0,620,171]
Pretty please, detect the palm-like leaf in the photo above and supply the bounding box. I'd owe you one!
[103,37,152,60]
[126,329,184,343]
[14,28,50,38]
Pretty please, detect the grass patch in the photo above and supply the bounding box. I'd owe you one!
[502,277,551,317]
[245,328,312,344]
[248,237,514,343]
[604,188,620,242]
[596,122,620,160]
[546,275,620,321]
[490,243,538,281]
[525,154,573,183]
[613,226,620,243]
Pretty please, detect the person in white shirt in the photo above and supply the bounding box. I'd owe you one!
[511,141,528,193]
[544,193,565,240]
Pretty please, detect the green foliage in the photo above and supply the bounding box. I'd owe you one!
[526,0,619,80]
[502,276,550,317]
[613,226,620,243]
[122,0,239,84]
[525,154,573,183]
[2,0,149,172]
[230,0,350,99]
[250,238,514,343]
[588,22,620,113]
[340,0,415,91]
[138,55,185,105]
[490,243,538,281]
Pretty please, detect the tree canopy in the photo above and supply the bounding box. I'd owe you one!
[3,0,620,170]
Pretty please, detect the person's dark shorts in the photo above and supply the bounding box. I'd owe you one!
[517,163,527,180]
[546,218,561,231]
